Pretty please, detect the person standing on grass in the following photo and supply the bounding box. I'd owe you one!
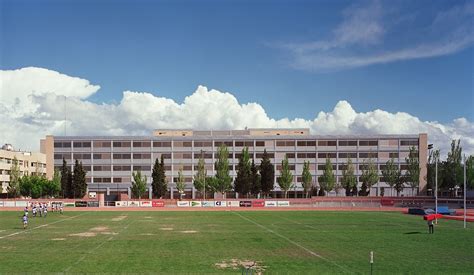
[32,206,37,217]
[44,206,48,218]
[22,214,28,229]
[24,206,28,217]
[428,219,434,234]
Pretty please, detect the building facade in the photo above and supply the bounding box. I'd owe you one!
[0,144,47,194]
[41,129,428,198]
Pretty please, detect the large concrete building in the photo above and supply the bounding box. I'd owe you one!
[0,144,47,194]
[41,129,428,198]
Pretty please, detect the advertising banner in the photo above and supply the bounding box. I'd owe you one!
[51,201,64,208]
[239,201,252,207]
[115,201,128,207]
[215,201,227,207]
[152,200,165,207]
[75,201,88,207]
[265,201,277,207]
[190,201,202,207]
[4,201,15,207]
[0,201,4,207]
[15,201,28,207]
[277,201,290,207]
[177,201,190,207]
[64,202,75,207]
[202,201,215,207]
[87,201,99,207]
[228,201,240,207]
[140,201,152,207]
[128,201,140,207]
[252,200,265,207]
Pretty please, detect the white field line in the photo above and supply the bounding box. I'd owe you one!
[63,215,132,272]
[232,211,350,273]
[0,213,88,240]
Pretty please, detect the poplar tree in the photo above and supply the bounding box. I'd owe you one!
[301,161,313,198]
[405,146,420,195]
[176,168,186,199]
[131,170,147,199]
[72,159,87,198]
[214,144,232,198]
[250,159,261,197]
[277,155,293,198]
[7,156,21,198]
[382,158,402,196]
[60,158,71,198]
[260,149,275,198]
[234,147,251,197]
[359,158,378,196]
[152,155,167,198]
[319,158,335,196]
[341,158,357,196]
[193,151,207,198]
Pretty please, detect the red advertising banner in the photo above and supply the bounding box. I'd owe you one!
[252,200,265,207]
[152,200,165,207]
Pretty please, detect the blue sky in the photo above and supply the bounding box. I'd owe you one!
[1,0,473,123]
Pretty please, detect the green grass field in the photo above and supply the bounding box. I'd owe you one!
[0,210,472,274]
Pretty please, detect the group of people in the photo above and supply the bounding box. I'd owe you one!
[22,203,64,229]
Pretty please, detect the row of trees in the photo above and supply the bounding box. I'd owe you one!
[59,159,88,198]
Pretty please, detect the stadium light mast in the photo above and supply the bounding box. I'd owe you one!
[464,154,467,229]
[435,154,438,225]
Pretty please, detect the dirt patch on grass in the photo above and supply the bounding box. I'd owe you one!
[111,215,127,221]
[100,232,118,235]
[215,259,266,273]
[51,238,66,241]
[140,233,155,236]
[90,226,109,232]
[159,227,174,231]
[144,216,153,219]
[70,232,97,237]
[180,230,198,234]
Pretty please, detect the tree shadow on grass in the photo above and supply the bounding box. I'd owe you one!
[404,232,423,234]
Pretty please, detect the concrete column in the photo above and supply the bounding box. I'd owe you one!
[170,187,173,199]
[148,186,152,199]
[192,187,195,199]
[127,187,131,198]
[106,187,110,196]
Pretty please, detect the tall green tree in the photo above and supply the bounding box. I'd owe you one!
[72,159,87,198]
[426,149,440,192]
[318,158,335,196]
[214,144,232,198]
[466,155,474,189]
[260,149,275,198]
[277,155,293,198]
[382,158,403,196]
[234,147,251,197]
[175,168,186,199]
[301,161,313,198]
[341,158,357,196]
[193,151,207,198]
[43,169,61,198]
[405,146,421,195]
[152,155,167,198]
[7,156,21,198]
[131,170,147,199]
[60,158,72,198]
[442,139,463,190]
[250,159,261,197]
[359,158,379,196]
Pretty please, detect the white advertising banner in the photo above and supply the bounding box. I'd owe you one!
[202,201,215,207]
[115,201,128,207]
[215,201,227,207]
[4,201,15,207]
[277,201,290,207]
[140,201,152,207]
[15,201,28,207]
[0,201,4,207]
[265,201,277,207]
[228,201,240,207]
[190,201,202,207]
[127,201,140,207]
[177,201,190,207]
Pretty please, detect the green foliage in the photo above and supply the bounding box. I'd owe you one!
[193,151,207,196]
[359,158,378,196]
[259,149,275,198]
[341,158,357,196]
[131,170,147,199]
[60,158,72,198]
[382,158,403,196]
[405,146,420,195]
[19,174,49,199]
[152,155,167,198]
[43,169,61,197]
[318,158,335,196]
[426,149,440,191]
[214,144,233,197]
[277,155,293,198]
[72,159,87,198]
[467,155,474,189]
[234,147,251,197]
[250,159,261,197]
[441,139,463,189]
[175,168,186,196]
[7,156,21,198]
[205,176,219,194]
[301,161,313,198]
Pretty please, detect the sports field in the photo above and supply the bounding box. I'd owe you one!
[0,210,472,274]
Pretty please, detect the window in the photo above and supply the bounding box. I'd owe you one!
[389,152,399,158]
[113,165,131,171]
[113,153,131,159]
[73,141,91,148]
[318,153,337,159]
[256,152,274,158]
[318,140,337,146]
[133,141,151,147]
[133,153,151,159]
[338,140,357,146]
[73,153,91,160]
[318,164,336,170]
[277,164,295,170]
[214,141,233,147]
[400,164,409,170]
[339,152,357,158]
[113,177,122,183]
[113,141,131,148]
[297,153,316,158]
[93,166,111,171]
[93,141,111,148]
[256,141,265,147]
[359,140,378,146]
[359,152,378,158]
[400,140,418,146]
[133,165,151,171]
[93,153,110,160]
[194,141,212,147]
[54,141,71,148]
[153,141,171,147]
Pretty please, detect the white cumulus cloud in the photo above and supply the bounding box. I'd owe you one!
[0,67,473,157]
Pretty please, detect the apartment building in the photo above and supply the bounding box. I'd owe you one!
[0,144,47,194]
[41,129,428,198]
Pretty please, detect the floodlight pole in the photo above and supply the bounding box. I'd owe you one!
[464,155,467,229]
[435,159,438,225]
